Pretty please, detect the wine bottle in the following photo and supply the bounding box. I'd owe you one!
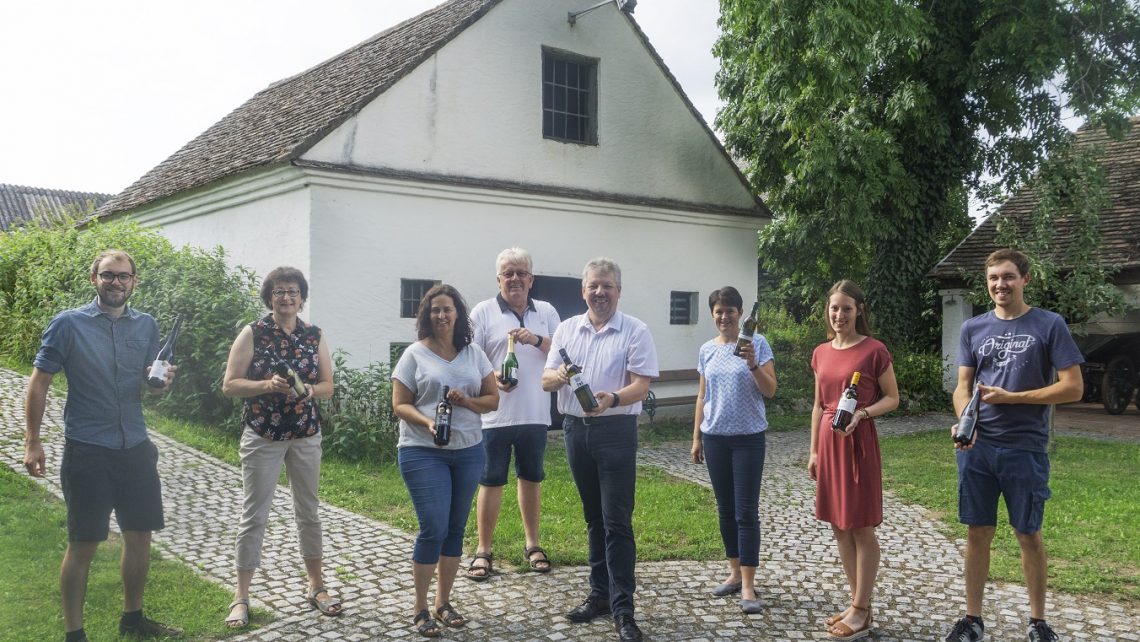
[734,302,760,356]
[831,371,861,431]
[954,380,983,445]
[434,385,453,446]
[147,315,182,388]
[499,334,519,386]
[559,348,599,412]
[271,356,308,398]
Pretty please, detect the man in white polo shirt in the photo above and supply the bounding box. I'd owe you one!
[468,247,561,582]
[543,257,658,642]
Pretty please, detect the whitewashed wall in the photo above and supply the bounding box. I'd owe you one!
[305,169,758,392]
[303,0,755,211]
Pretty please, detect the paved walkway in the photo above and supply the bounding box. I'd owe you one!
[0,369,1134,641]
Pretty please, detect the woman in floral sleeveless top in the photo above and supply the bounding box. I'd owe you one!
[221,267,342,628]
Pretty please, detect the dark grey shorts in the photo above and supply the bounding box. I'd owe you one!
[61,438,165,541]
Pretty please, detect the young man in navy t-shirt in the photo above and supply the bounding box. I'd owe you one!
[945,249,1083,642]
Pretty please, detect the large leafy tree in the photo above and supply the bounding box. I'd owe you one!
[716,0,1140,348]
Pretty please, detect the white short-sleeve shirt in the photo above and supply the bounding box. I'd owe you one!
[544,311,659,417]
[471,295,561,429]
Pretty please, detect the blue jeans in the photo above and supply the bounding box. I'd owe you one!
[563,415,637,617]
[399,444,485,564]
[702,431,766,567]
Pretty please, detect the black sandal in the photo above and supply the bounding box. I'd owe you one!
[524,545,551,573]
[435,602,467,628]
[466,552,493,581]
[413,608,441,638]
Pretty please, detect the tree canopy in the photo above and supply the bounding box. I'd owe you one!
[715,0,1140,348]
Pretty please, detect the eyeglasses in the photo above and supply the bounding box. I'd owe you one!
[499,270,533,279]
[272,289,302,299]
[97,271,135,284]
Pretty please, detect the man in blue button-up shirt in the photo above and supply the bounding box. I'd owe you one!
[24,249,182,642]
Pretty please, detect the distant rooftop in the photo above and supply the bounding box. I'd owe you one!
[0,183,112,230]
[930,116,1140,285]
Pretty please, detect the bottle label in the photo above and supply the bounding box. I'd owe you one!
[836,395,856,415]
[149,359,168,380]
[569,373,588,392]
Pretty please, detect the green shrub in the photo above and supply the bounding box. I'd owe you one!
[319,351,399,462]
[893,351,951,412]
[756,307,822,411]
[0,217,262,424]
[756,307,950,413]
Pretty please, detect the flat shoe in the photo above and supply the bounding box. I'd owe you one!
[711,581,742,597]
[740,598,762,614]
[225,598,250,628]
[306,586,343,616]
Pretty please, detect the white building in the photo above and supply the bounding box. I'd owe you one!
[95,0,769,410]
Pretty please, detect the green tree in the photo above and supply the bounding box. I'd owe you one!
[716,0,1140,348]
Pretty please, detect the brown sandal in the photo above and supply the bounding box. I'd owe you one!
[435,602,466,627]
[828,604,872,640]
[466,552,493,581]
[414,608,441,637]
[524,545,551,573]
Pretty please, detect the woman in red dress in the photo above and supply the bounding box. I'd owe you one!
[808,280,899,641]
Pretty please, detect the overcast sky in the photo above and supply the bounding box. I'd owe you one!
[0,0,724,195]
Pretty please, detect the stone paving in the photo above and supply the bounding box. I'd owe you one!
[0,368,1134,641]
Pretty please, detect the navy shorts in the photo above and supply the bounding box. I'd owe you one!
[60,438,165,542]
[957,440,1051,534]
[480,424,547,486]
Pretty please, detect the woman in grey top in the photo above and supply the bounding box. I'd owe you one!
[392,284,498,637]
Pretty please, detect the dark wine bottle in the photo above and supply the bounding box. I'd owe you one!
[954,381,983,445]
[434,385,453,446]
[559,348,599,412]
[147,315,182,388]
[734,302,760,356]
[499,334,519,386]
[271,356,307,398]
[831,371,861,431]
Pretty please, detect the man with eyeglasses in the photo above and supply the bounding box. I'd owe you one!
[468,247,561,581]
[24,249,182,642]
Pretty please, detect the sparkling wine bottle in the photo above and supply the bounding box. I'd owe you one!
[499,334,519,386]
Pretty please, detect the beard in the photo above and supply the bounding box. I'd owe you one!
[97,286,132,309]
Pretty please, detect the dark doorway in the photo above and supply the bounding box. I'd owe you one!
[532,275,585,320]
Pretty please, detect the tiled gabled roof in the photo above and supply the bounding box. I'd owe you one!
[0,183,111,230]
[96,0,502,218]
[930,116,1140,285]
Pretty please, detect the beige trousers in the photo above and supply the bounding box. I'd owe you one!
[234,429,323,570]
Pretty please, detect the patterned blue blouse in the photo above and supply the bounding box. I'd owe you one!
[697,335,774,436]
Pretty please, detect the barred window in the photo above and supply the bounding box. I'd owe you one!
[542,49,597,144]
[670,291,698,325]
[400,279,438,318]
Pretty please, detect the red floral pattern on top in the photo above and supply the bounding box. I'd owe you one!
[241,314,322,440]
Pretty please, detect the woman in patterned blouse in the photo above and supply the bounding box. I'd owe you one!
[690,286,777,614]
[221,267,341,628]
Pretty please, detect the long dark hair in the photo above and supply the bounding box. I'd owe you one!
[825,280,873,339]
[415,283,473,350]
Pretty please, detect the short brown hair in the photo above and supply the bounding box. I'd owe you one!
[824,280,873,339]
[259,266,309,308]
[89,249,136,275]
[707,286,744,312]
[984,248,1030,277]
[415,284,473,350]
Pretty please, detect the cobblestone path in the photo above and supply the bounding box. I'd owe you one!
[0,369,1132,641]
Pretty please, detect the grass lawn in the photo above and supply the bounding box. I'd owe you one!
[148,414,724,572]
[0,466,268,641]
[881,430,1140,603]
